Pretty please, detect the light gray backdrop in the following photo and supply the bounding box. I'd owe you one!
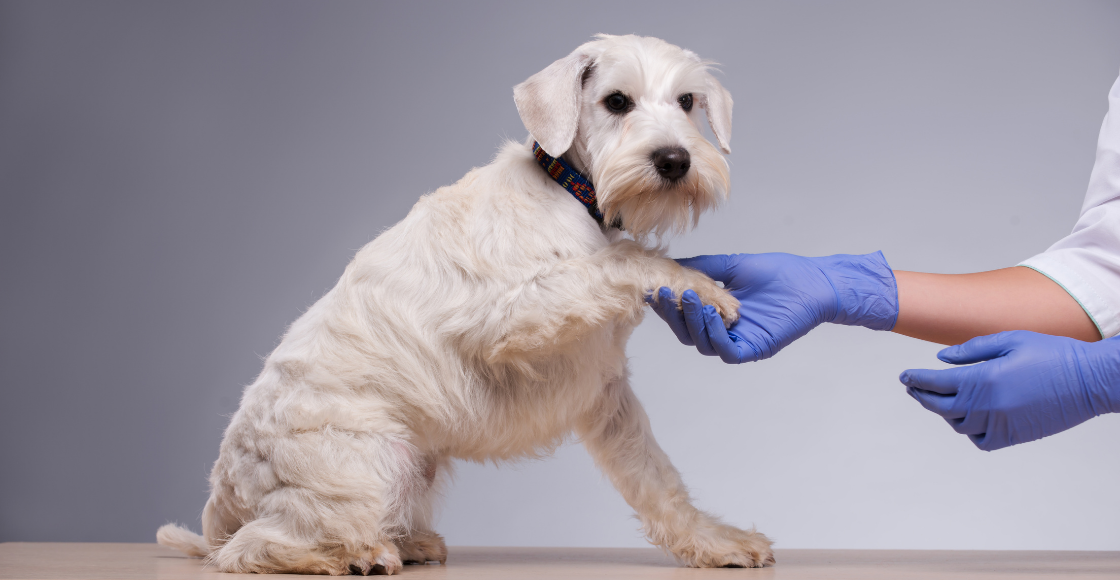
[2,0,1119,549]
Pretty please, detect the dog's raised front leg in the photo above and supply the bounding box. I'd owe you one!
[577,378,774,568]
[489,240,738,361]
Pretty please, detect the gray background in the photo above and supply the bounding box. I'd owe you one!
[2,0,1119,549]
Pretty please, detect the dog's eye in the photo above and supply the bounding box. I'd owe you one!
[605,92,631,114]
[678,93,693,112]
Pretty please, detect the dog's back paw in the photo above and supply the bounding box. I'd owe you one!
[395,529,447,565]
[212,518,404,575]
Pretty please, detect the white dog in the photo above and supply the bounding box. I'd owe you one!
[158,34,774,574]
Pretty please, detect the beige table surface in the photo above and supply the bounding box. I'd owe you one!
[2,543,1119,580]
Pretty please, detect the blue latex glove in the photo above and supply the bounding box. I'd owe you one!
[901,331,1120,451]
[648,252,898,363]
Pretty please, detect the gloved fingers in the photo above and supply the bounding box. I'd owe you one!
[968,432,1007,452]
[945,411,988,435]
[676,254,739,284]
[681,290,717,356]
[649,287,695,346]
[905,386,965,419]
[643,289,660,314]
[937,331,1018,365]
[643,289,666,322]
[899,367,967,395]
[908,381,993,441]
[701,305,758,363]
[644,287,672,315]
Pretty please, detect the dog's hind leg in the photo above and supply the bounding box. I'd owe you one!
[198,485,246,548]
[209,512,403,575]
[576,377,774,568]
[207,430,425,575]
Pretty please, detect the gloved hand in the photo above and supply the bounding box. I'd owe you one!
[648,252,898,363]
[902,331,1120,451]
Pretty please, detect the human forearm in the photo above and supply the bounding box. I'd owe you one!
[653,255,1101,364]
[892,267,1100,345]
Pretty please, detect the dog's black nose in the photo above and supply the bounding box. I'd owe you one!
[651,147,690,181]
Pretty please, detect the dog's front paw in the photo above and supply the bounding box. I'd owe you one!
[702,287,741,328]
[673,272,740,328]
[671,523,774,568]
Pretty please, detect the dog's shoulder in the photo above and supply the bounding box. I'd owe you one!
[338,141,611,302]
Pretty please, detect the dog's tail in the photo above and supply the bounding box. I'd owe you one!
[157,523,211,558]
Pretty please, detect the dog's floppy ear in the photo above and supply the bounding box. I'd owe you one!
[514,51,594,157]
[699,75,733,154]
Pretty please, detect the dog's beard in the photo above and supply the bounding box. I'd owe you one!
[595,135,729,239]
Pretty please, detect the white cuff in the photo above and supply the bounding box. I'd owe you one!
[1019,252,1119,339]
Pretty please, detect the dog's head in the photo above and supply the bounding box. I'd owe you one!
[514,34,732,237]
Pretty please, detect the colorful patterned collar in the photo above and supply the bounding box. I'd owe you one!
[532,141,612,228]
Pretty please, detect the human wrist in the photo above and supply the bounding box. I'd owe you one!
[816,251,899,331]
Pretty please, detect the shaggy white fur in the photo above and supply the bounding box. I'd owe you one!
[157,34,773,575]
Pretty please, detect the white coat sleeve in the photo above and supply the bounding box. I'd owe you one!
[1020,71,1120,338]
